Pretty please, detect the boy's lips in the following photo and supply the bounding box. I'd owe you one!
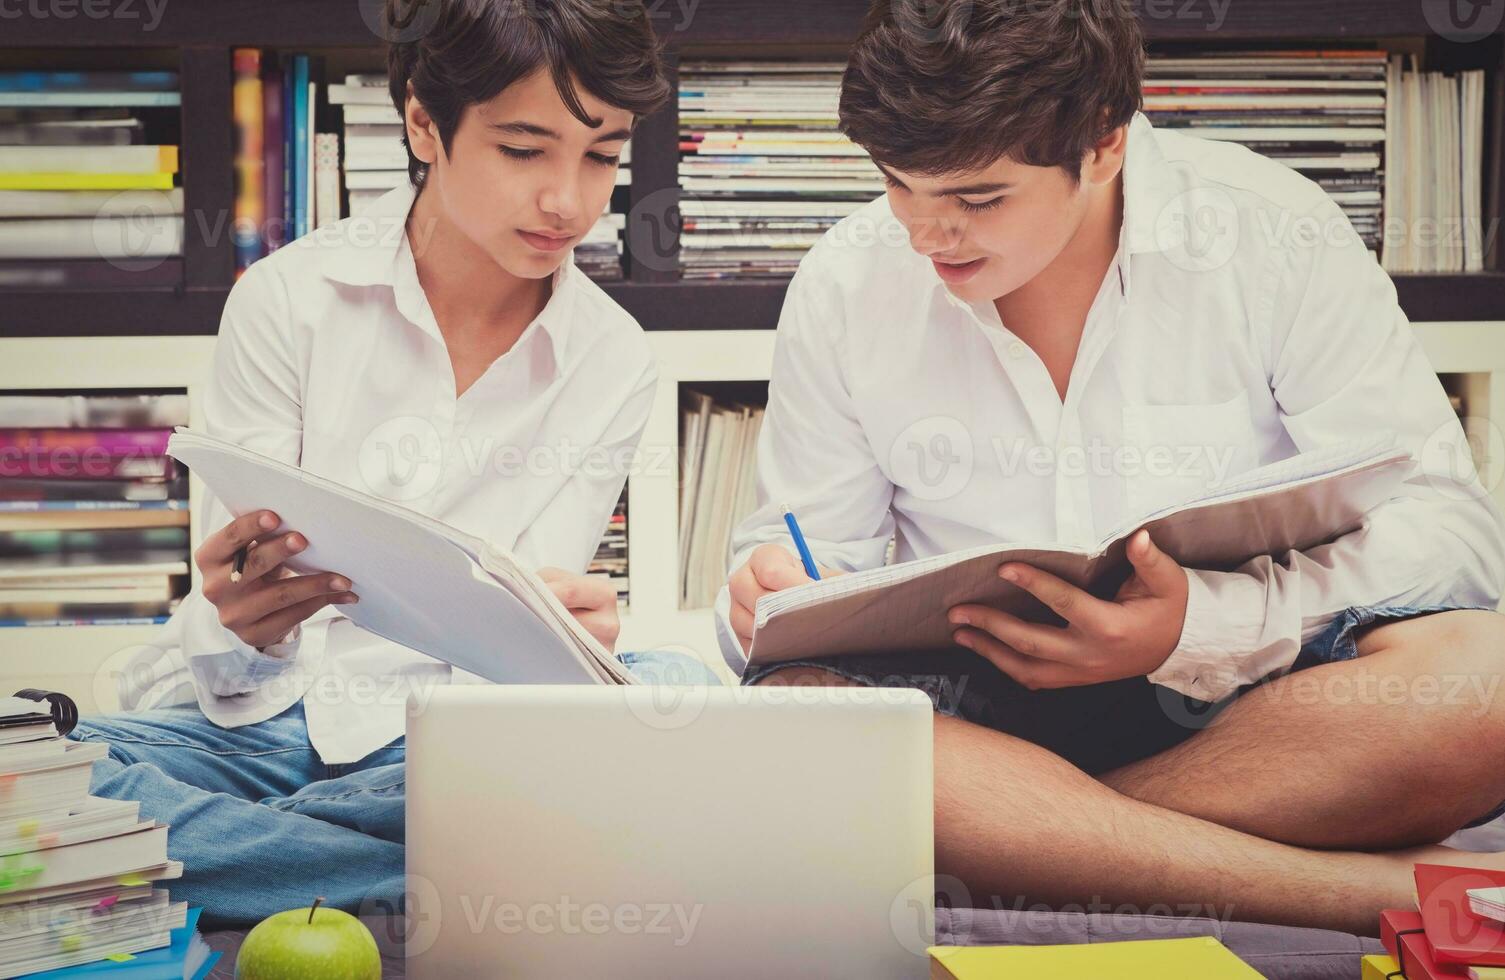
[932,255,986,284]
[517,229,576,252]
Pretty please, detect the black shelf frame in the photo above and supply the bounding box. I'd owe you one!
[1,0,1503,335]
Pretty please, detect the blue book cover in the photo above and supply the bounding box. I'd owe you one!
[0,72,177,93]
[291,56,310,241]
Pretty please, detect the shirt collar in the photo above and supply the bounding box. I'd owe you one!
[310,181,578,376]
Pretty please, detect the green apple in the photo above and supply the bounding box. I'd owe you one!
[235,898,381,980]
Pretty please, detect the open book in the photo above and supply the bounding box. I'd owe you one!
[166,429,634,685]
[748,439,1416,669]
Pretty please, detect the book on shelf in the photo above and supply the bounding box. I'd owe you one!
[679,389,764,609]
[230,50,337,269]
[587,489,629,606]
[678,60,875,281]
[0,394,190,627]
[0,72,181,285]
[1383,55,1487,274]
[0,691,216,980]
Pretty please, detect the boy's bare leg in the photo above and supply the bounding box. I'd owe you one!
[755,664,1473,936]
[1100,610,1505,850]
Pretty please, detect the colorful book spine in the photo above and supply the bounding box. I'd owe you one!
[232,49,266,276]
[0,71,177,92]
[0,174,174,191]
[262,55,285,253]
[0,429,174,456]
[291,56,310,241]
[313,133,341,230]
[0,146,179,174]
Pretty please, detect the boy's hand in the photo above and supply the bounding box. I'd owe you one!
[728,543,841,655]
[538,568,621,653]
[947,529,1189,690]
[196,509,358,653]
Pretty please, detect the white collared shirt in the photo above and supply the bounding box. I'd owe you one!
[118,183,657,762]
[717,113,1505,701]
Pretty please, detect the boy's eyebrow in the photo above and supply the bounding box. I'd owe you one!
[875,162,1011,196]
[488,120,634,143]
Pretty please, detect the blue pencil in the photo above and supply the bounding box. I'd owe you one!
[781,504,822,581]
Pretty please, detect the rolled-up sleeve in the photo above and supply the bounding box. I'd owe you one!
[1148,200,1505,701]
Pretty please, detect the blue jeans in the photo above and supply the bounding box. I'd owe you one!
[69,650,722,929]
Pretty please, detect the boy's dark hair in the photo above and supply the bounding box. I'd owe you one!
[840,0,1145,181]
[385,0,671,187]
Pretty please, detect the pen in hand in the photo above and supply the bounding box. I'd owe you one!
[229,545,248,584]
[781,504,822,581]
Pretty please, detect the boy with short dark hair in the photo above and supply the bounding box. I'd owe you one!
[725,0,1505,934]
[69,0,701,926]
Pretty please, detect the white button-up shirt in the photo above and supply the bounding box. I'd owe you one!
[118,183,657,762]
[718,113,1505,702]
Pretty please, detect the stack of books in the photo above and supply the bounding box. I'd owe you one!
[588,490,629,607]
[1142,50,1388,254]
[0,71,183,288]
[1382,56,1487,274]
[326,74,403,219]
[678,390,764,609]
[0,692,214,979]
[230,50,338,274]
[1367,864,1505,980]
[327,74,631,281]
[677,60,880,280]
[0,393,190,628]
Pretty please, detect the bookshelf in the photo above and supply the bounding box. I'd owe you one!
[2,1,1505,709]
[0,0,1501,331]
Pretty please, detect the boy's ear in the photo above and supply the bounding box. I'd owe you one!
[1083,122,1129,187]
[404,81,441,166]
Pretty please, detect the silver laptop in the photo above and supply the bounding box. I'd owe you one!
[405,684,935,979]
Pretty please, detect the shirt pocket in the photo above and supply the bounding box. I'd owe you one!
[1121,392,1257,518]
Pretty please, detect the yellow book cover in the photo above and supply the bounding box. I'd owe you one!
[928,937,1264,978]
[0,173,175,191]
[1362,954,1400,980]
[1469,967,1505,979]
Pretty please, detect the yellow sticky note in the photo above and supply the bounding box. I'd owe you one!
[1362,954,1401,980]
[929,937,1264,979]
[59,934,82,953]
[105,953,135,963]
[16,820,39,838]
[116,874,148,887]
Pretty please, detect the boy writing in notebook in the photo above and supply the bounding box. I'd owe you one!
[67,0,711,926]
[724,0,1505,935]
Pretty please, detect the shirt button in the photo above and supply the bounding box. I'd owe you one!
[1008,342,1027,359]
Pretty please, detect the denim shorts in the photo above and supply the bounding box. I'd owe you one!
[742,602,1504,829]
